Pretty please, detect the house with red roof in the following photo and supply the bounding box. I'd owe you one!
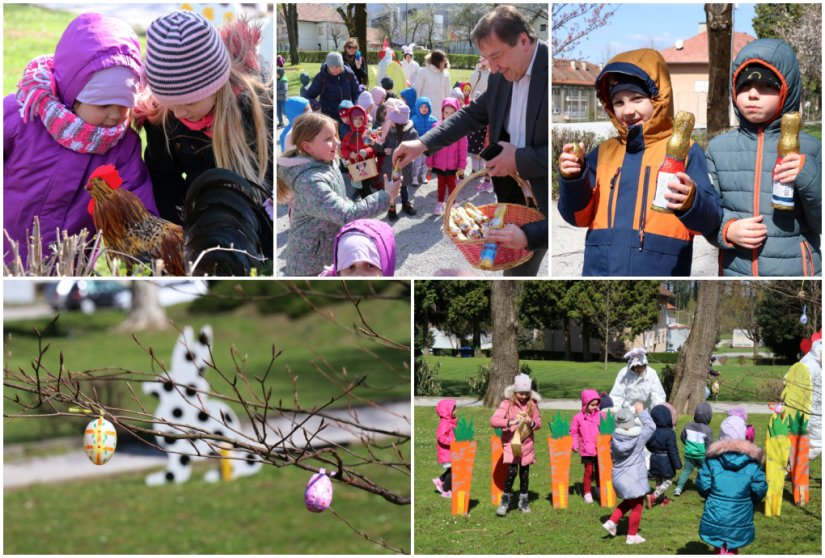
[551,58,608,123]
[660,23,756,128]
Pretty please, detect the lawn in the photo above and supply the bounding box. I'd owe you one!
[420,355,789,402]
[4,444,410,554]
[4,294,410,444]
[283,62,476,98]
[414,406,821,555]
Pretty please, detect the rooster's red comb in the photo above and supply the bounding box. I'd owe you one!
[90,164,123,190]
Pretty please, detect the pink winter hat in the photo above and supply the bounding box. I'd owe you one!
[387,100,410,125]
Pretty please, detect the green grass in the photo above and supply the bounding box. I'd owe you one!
[422,356,787,402]
[4,445,410,554]
[414,406,821,554]
[283,63,475,98]
[803,124,821,140]
[4,296,410,444]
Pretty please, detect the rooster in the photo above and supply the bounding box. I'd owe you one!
[183,168,273,276]
[86,164,185,275]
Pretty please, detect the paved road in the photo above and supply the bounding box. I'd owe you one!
[551,199,719,276]
[5,401,410,489]
[276,170,549,277]
[415,396,775,415]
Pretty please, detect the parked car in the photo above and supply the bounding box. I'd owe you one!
[45,280,130,314]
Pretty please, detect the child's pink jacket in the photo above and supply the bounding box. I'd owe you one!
[426,98,467,172]
[490,398,542,465]
[436,399,457,464]
[571,388,604,457]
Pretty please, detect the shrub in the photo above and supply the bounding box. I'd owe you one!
[756,377,784,402]
[467,363,490,400]
[280,50,481,72]
[659,364,676,399]
[415,358,442,396]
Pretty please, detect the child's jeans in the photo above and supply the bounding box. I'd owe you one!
[582,455,597,495]
[411,155,426,183]
[609,497,644,536]
[676,456,704,490]
[439,464,452,492]
[503,463,529,494]
[277,100,285,126]
[652,477,673,498]
[436,172,457,202]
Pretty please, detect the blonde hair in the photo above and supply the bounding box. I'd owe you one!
[275,112,338,204]
[135,66,272,187]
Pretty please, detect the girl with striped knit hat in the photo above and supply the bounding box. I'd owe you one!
[136,10,272,225]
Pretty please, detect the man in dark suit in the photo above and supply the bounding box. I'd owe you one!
[393,5,548,276]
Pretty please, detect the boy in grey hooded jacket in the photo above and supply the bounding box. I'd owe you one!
[706,38,821,276]
[674,402,714,496]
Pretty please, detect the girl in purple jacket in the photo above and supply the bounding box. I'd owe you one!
[323,219,397,276]
[426,97,468,216]
[3,13,157,270]
[433,399,457,498]
[571,389,604,504]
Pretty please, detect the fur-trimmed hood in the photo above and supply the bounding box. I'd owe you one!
[503,386,542,402]
[706,439,764,467]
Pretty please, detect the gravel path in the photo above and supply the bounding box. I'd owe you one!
[550,199,719,276]
[276,172,549,277]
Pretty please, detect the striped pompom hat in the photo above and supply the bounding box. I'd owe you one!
[145,11,231,105]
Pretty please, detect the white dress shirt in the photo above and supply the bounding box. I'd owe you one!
[507,42,539,149]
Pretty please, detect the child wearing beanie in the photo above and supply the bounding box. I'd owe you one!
[490,373,542,516]
[375,98,419,220]
[602,403,655,545]
[369,86,387,122]
[137,10,272,225]
[321,219,396,276]
[673,401,714,497]
[426,97,467,216]
[697,415,767,554]
[4,12,157,270]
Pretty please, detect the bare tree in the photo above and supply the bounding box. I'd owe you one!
[552,3,619,57]
[279,3,300,65]
[117,281,167,332]
[705,4,733,138]
[670,282,723,415]
[4,283,410,553]
[483,281,521,407]
[452,4,487,50]
[329,23,345,50]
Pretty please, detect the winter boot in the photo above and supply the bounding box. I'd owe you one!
[518,493,531,513]
[495,493,511,516]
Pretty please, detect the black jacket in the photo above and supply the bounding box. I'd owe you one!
[646,405,682,478]
[144,91,273,225]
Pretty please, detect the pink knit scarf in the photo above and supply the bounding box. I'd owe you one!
[179,112,215,138]
[16,55,128,154]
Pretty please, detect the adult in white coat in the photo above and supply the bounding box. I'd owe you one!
[400,44,419,86]
[609,348,667,412]
[413,49,452,120]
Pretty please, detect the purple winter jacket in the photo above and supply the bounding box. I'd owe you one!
[3,13,157,268]
[330,219,396,276]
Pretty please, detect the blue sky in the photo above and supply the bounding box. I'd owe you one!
[563,3,758,63]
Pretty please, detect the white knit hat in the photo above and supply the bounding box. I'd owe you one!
[145,11,231,105]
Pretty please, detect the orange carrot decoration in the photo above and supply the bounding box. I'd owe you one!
[547,411,573,509]
[491,428,507,506]
[597,411,616,507]
[450,417,477,515]
[789,411,810,506]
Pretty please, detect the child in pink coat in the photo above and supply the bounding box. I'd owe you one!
[490,373,542,515]
[571,389,604,504]
[433,399,456,498]
[426,97,468,215]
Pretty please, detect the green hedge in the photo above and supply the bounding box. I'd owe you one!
[278,50,480,70]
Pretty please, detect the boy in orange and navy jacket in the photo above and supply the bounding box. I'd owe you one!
[557,48,721,276]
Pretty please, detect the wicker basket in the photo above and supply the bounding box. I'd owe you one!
[442,169,544,271]
[347,158,379,180]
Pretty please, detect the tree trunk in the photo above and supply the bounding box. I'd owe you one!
[705,4,733,138]
[581,322,591,362]
[483,281,521,407]
[117,282,168,332]
[355,4,368,85]
[670,282,723,415]
[282,4,300,66]
[563,317,572,360]
[752,336,760,361]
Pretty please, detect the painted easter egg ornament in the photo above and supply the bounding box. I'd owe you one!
[305,468,333,512]
[83,416,117,465]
